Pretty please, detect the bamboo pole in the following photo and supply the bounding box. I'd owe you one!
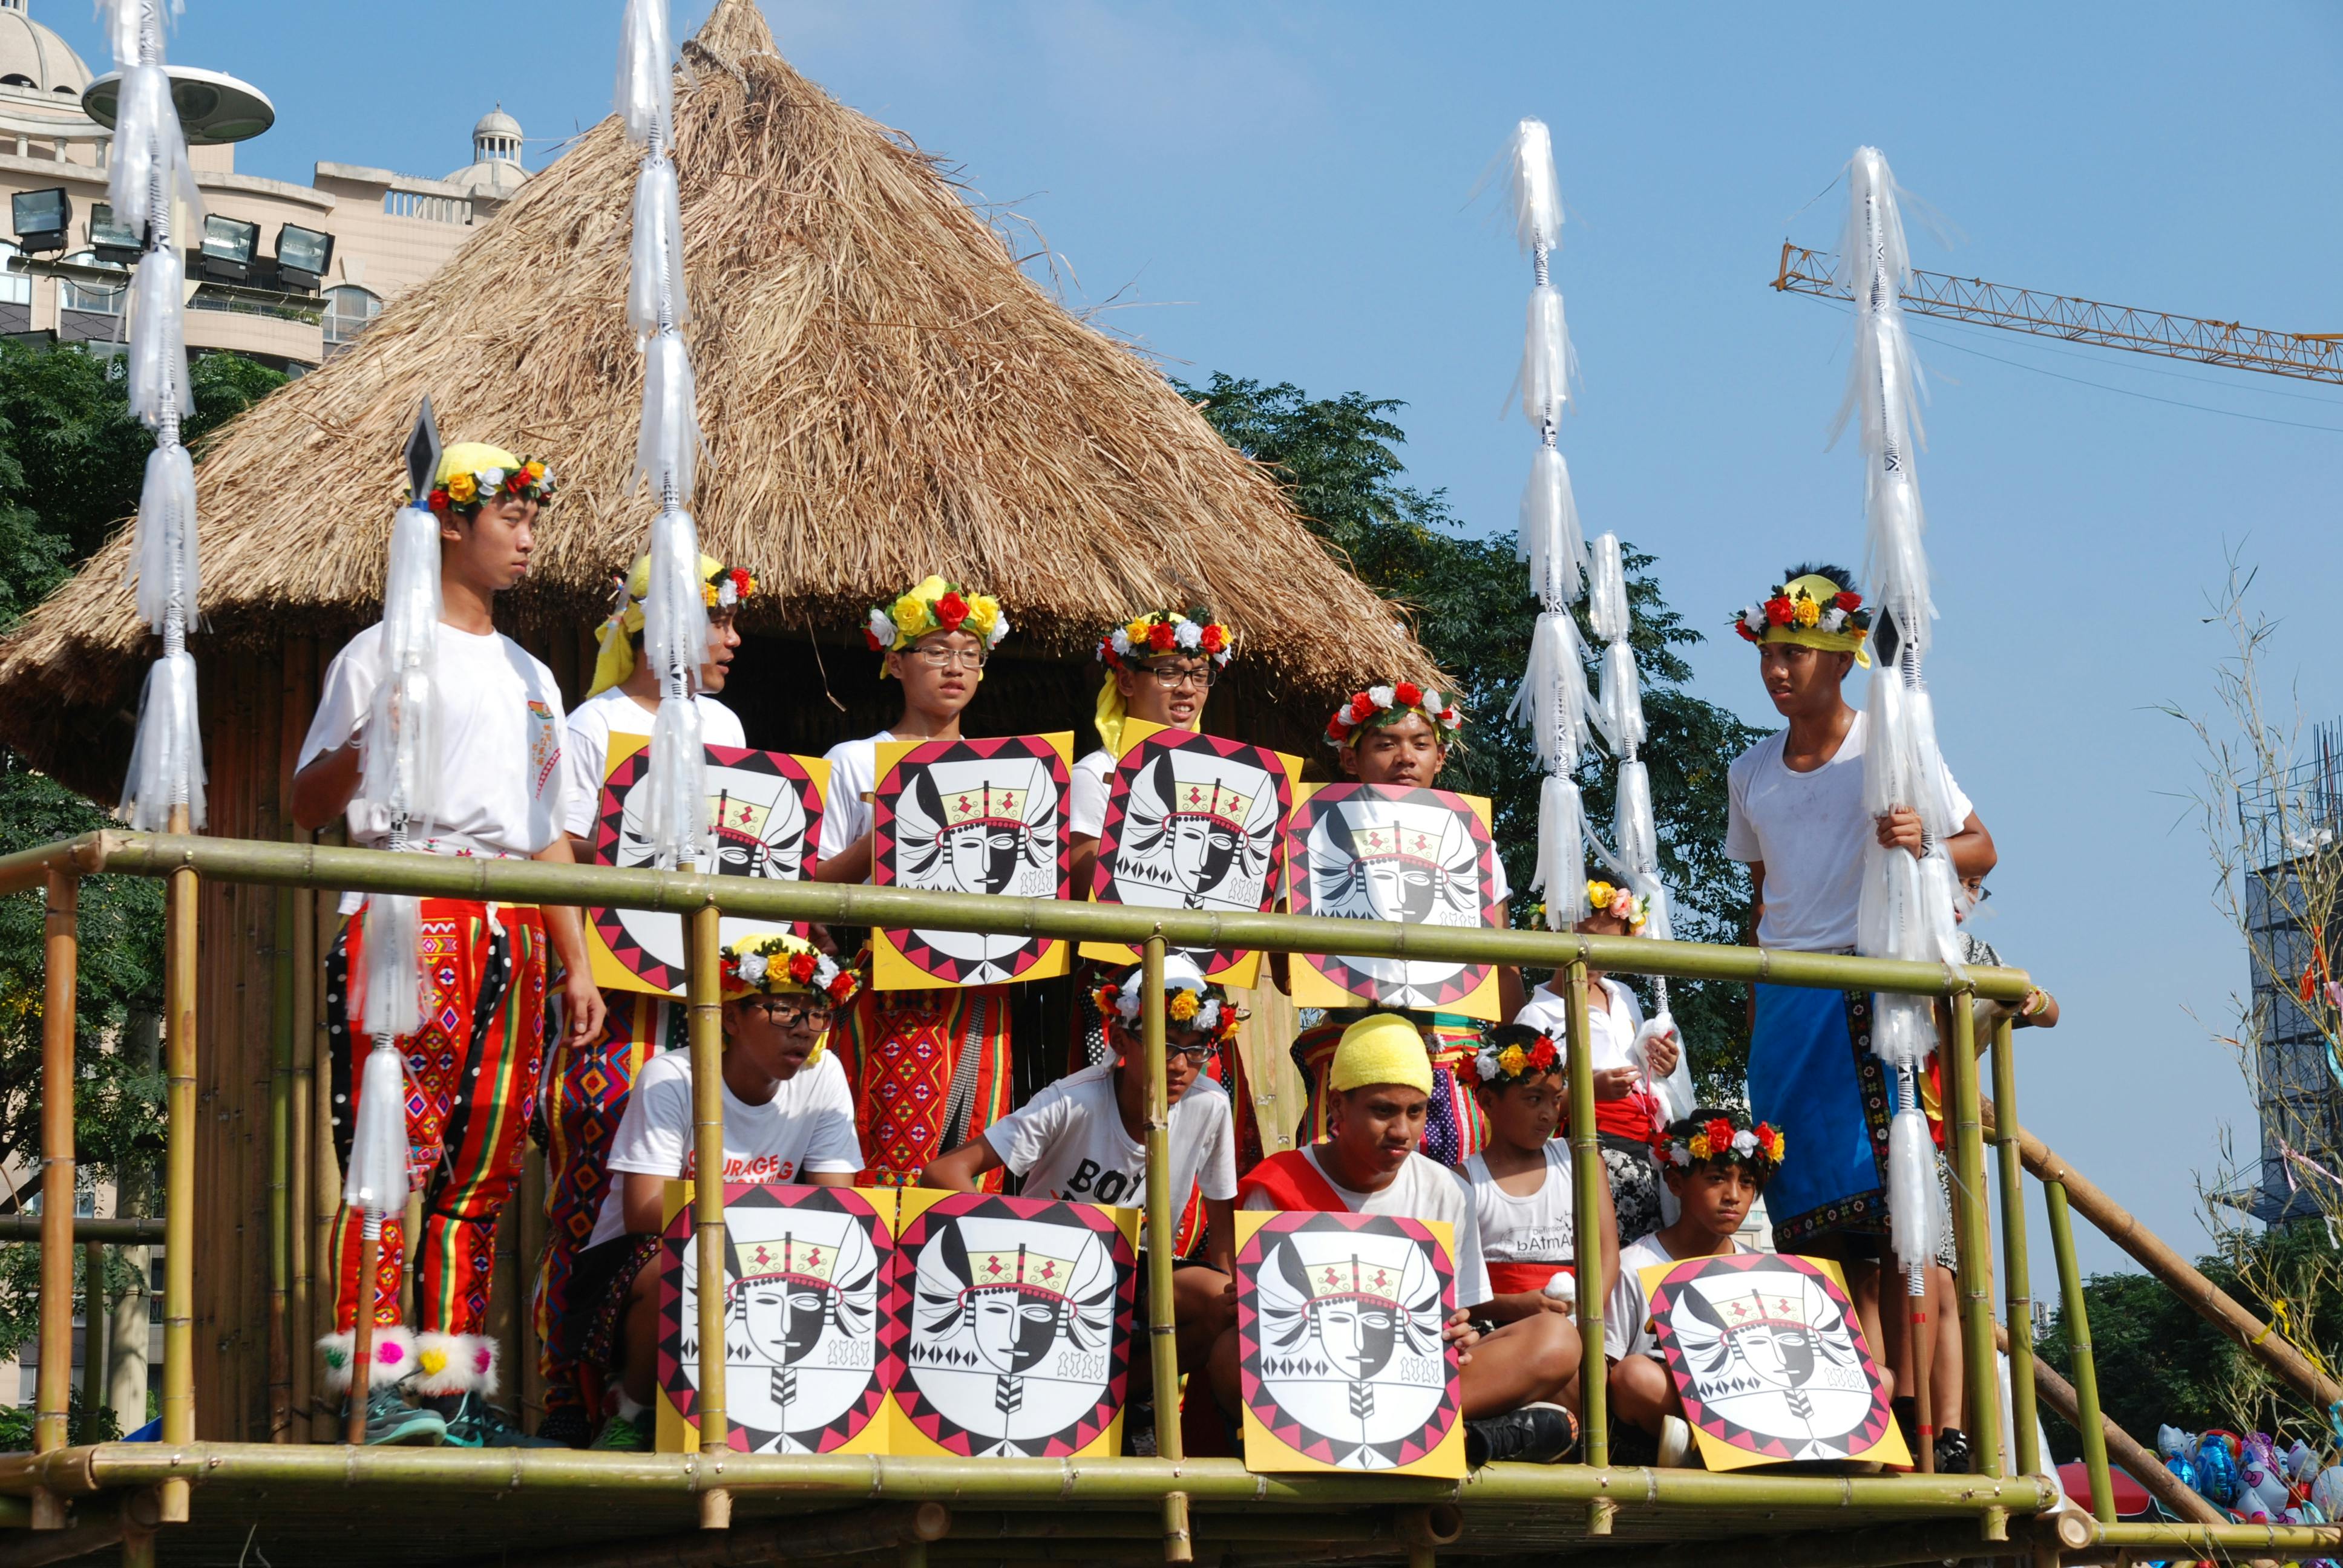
[159,808,195,1521]
[1988,1019,2039,1478]
[267,847,295,1442]
[1137,934,1191,1564]
[1992,1321,2223,1527]
[1977,1093,2343,1414]
[0,1218,165,1244]
[2094,1521,2343,1556]
[1942,985,2004,1504]
[309,857,341,1442]
[686,903,730,1530]
[72,834,2036,1002]
[490,1502,954,1568]
[80,1238,105,1437]
[517,1143,548,1432]
[33,871,77,1486]
[2045,1177,2116,1524]
[287,875,316,1443]
[1562,960,1610,1531]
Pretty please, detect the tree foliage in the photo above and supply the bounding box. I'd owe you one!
[1178,375,1764,1096]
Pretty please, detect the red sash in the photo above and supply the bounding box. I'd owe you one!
[1484,1259,1573,1296]
[1236,1149,1349,1213]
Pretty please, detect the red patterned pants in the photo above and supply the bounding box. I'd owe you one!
[827,986,1013,1188]
[327,899,547,1336]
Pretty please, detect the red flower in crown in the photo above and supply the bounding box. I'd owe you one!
[1348,693,1375,721]
[729,568,753,598]
[427,488,450,513]
[1764,597,1794,626]
[1734,619,1760,643]
[1394,681,1423,708]
[1199,623,1229,655]
[936,592,969,629]
[864,629,884,651]
[1147,621,1179,652]
[1704,1117,1735,1150]
[1833,590,1863,612]
[1527,1038,1558,1071]
[787,950,819,985]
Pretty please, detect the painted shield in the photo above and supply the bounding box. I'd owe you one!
[873,734,1071,989]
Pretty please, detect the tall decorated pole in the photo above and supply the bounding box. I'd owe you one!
[110,0,206,835]
[1585,534,1676,1020]
[1501,119,1593,930]
[1838,147,1965,1382]
[338,404,444,1442]
[618,0,710,871]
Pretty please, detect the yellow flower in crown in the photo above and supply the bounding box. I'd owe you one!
[893,592,936,638]
[523,460,545,485]
[1498,1044,1527,1076]
[1587,880,1617,909]
[1688,1130,1712,1160]
[445,471,478,505]
[1168,990,1201,1024]
[1793,595,1821,628]
[965,596,1000,639]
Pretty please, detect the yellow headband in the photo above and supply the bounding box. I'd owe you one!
[437,442,520,483]
[1329,1013,1434,1097]
[588,551,758,697]
[1734,572,1872,669]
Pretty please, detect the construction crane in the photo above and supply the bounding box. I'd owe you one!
[1772,241,2343,387]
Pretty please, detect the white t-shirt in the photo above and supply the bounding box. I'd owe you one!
[1604,1230,1751,1361]
[1244,1147,1490,1308]
[1068,746,1115,840]
[560,687,746,841]
[300,622,569,860]
[814,730,896,866]
[1723,710,1973,953]
[590,1048,863,1246]
[1512,975,1694,1126]
[1461,1140,1577,1266]
[983,1062,1237,1249]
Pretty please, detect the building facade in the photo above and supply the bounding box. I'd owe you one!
[0,0,528,371]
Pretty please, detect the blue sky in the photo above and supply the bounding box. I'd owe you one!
[51,1,2343,1290]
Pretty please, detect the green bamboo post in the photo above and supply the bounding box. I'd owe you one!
[1562,959,1610,1531]
[160,809,196,1521]
[2045,1177,2115,1524]
[1987,1018,2037,1477]
[34,868,78,1497]
[1138,935,1192,1563]
[685,903,730,1530]
[268,872,296,1442]
[1942,985,2004,1504]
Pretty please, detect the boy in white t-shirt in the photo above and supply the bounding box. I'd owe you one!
[1605,1109,1786,1468]
[291,442,595,1448]
[1457,1025,1616,1324]
[922,958,1241,1393]
[1223,1015,1581,1467]
[568,932,864,1452]
[534,549,757,1446]
[1068,607,1231,893]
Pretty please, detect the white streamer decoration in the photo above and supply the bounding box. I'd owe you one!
[1837,146,1968,1283]
[620,0,712,869]
[110,0,205,832]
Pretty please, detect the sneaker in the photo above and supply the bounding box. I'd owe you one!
[535,1407,594,1451]
[1933,1427,1972,1474]
[590,1411,654,1452]
[1464,1402,1579,1467]
[1658,1414,1695,1468]
[356,1385,446,1447]
[430,1393,563,1449]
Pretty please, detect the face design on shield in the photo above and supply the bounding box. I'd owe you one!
[617,768,810,881]
[1113,752,1275,912]
[1246,1227,1452,1471]
[1680,1284,1857,1395]
[900,765,1055,900]
[725,1227,877,1371]
[1312,806,1482,928]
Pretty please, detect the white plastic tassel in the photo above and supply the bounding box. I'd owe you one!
[1614,759,1657,876]
[1516,446,1584,610]
[1872,991,1936,1073]
[1587,533,1630,645]
[358,893,425,1040]
[642,509,710,694]
[1633,877,1674,943]
[1532,774,1588,929]
[1591,639,1644,753]
[633,332,701,504]
[1886,1100,1943,1278]
[118,648,203,831]
[123,444,195,633]
[640,693,708,870]
[615,0,680,146]
[1506,118,1562,257]
[342,1038,411,1215]
[99,0,143,66]
[626,156,689,338]
[1512,610,1591,775]
[357,507,444,837]
[106,62,201,240]
[125,247,191,426]
[1519,284,1573,431]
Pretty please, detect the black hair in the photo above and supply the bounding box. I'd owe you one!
[1660,1106,1776,1187]
[1781,562,1858,596]
[1483,1023,1546,1053]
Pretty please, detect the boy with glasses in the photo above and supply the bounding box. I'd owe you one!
[1069,607,1231,893]
[562,932,863,1451]
[813,577,1018,1186]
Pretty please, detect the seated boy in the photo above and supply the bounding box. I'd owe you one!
[559,932,863,1451]
[1604,1109,1788,1467]
[922,958,1242,1386]
[1220,1013,1582,1466]
[1458,1024,1618,1324]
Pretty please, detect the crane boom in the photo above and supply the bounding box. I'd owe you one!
[1773,241,2343,387]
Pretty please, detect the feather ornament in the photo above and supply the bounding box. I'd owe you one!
[1519,284,1574,431]
[1886,1100,1944,1279]
[1507,118,1562,257]
[1533,774,1588,929]
[125,246,192,426]
[626,155,690,338]
[118,648,203,831]
[615,0,680,147]
[123,444,196,633]
[1516,446,1584,610]
[633,331,701,505]
[356,507,444,837]
[1512,610,1590,775]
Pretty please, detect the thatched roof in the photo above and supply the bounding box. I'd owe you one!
[0,0,1429,788]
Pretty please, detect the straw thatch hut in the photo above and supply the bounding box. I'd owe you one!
[0,1,1432,1437]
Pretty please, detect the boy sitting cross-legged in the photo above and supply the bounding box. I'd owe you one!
[1219,1013,1583,1466]
[1457,1025,1618,1325]
[922,957,1242,1395]
[1605,1108,1789,1468]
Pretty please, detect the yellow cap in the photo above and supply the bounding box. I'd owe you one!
[586,550,736,697]
[436,442,522,485]
[1328,1013,1434,1097]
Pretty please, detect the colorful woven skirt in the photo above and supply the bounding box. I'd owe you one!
[827,986,1015,1187]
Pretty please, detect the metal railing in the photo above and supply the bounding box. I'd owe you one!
[0,828,2324,1566]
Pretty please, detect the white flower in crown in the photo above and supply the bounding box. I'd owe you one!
[1368,684,1396,708]
[715,578,740,610]
[1668,1139,1693,1168]
[1731,1129,1757,1157]
[477,468,506,492]
[1820,607,1845,632]
[1175,618,1203,650]
[868,607,896,647]
[1422,688,1445,714]
[736,950,770,985]
[1194,998,1223,1031]
[984,613,1011,649]
[1109,629,1133,658]
[1473,1048,1501,1082]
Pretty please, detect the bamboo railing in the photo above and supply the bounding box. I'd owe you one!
[0,827,2328,1568]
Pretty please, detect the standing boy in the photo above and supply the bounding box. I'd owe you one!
[813,576,1017,1187]
[531,549,756,1446]
[292,444,600,1446]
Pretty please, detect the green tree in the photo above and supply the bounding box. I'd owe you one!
[1179,375,1765,1098]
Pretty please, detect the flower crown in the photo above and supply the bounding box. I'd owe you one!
[705,565,757,612]
[1325,681,1463,749]
[1732,581,1869,645]
[721,932,859,1007]
[1092,974,1245,1043]
[426,459,555,516]
[1585,880,1650,933]
[1658,1116,1786,1172]
[867,576,1009,654]
[1473,1033,1561,1086]
[1099,608,1233,670]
